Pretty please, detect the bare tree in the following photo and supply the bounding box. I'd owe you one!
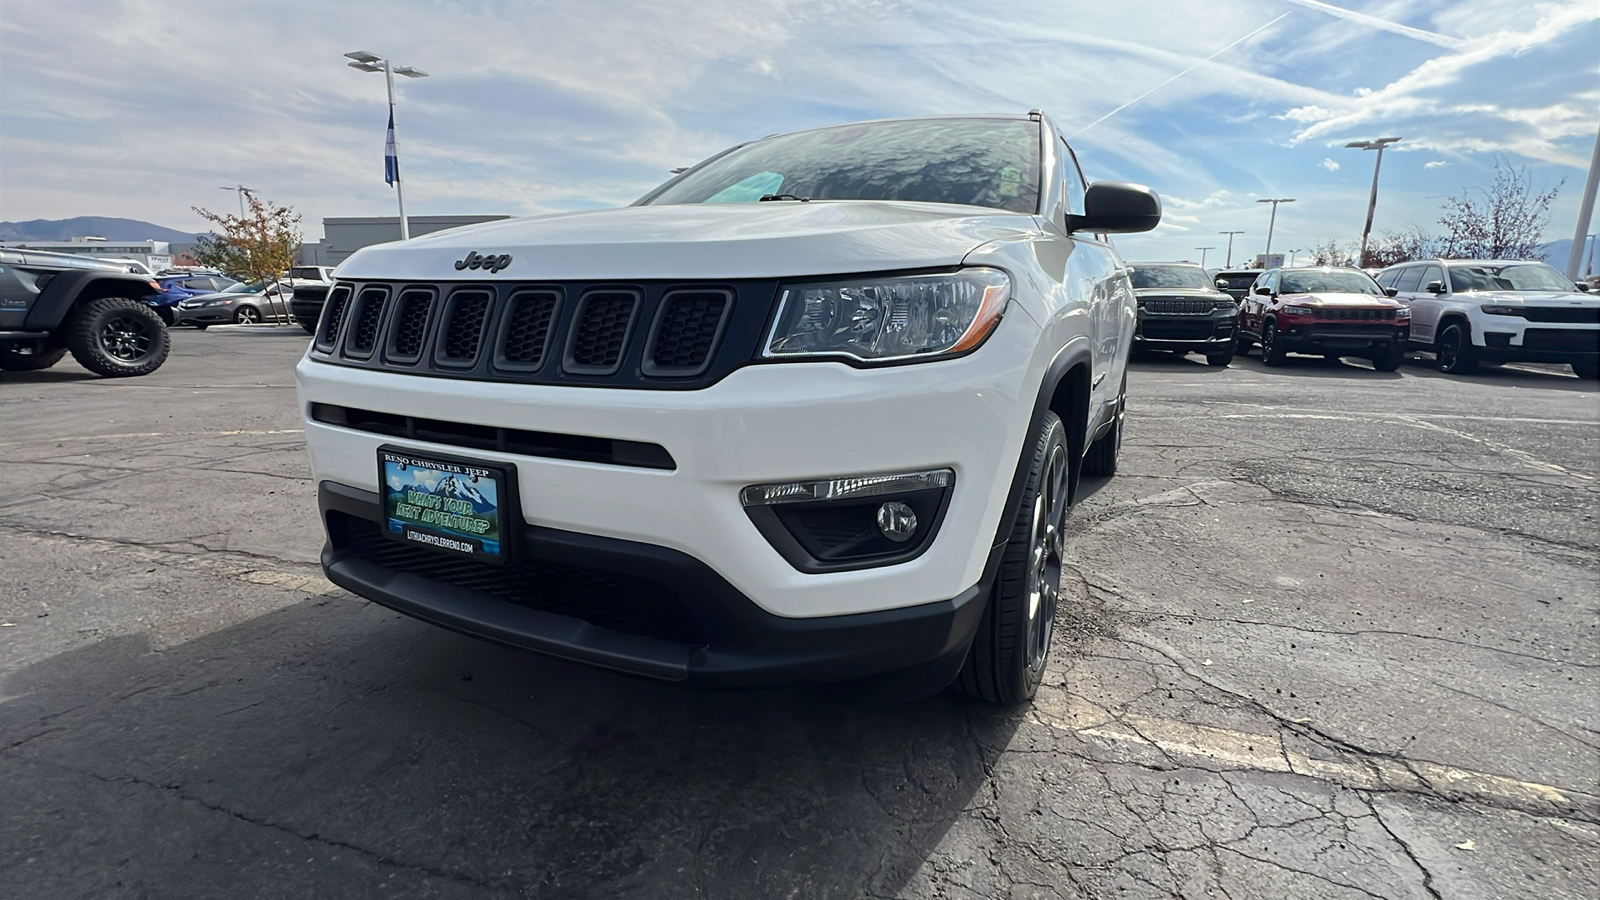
[1437,156,1561,260]
[1363,225,1441,268]
[1309,238,1356,267]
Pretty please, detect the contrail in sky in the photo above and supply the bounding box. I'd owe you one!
[1284,0,1465,50]
[1067,12,1292,140]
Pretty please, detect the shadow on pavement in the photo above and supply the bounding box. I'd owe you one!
[0,595,1020,897]
[1227,352,1405,380]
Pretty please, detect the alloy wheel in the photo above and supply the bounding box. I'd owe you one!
[98,315,155,362]
[1025,442,1067,674]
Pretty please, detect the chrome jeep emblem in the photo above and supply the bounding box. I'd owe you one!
[454,251,513,273]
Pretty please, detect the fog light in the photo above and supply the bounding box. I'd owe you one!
[876,501,917,542]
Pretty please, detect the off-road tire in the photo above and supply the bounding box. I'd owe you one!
[1083,378,1124,477]
[0,339,69,371]
[1206,345,1236,367]
[956,411,1067,706]
[1436,323,1477,375]
[1370,343,1404,372]
[1261,320,1287,366]
[65,296,171,377]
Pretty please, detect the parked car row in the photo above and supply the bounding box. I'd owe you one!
[1127,259,1598,379]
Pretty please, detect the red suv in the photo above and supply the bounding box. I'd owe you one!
[1237,267,1409,370]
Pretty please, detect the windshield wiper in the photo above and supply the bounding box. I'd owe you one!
[758,193,810,202]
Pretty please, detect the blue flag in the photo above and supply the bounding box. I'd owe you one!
[384,111,399,186]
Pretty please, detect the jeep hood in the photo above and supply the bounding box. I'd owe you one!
[1284,292,1404,308]
[333,201,1041,281]
[1457,290,1598,305]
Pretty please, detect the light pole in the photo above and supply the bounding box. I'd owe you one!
[1346,137,1402,267]
[1219,231,1245,267]
[1195,246,1216,267]
[1586,233,1597,278]
[218,185,251,219]
[1287,248,1303,266]
[1566,122,1600,282]
[345,50,429,240]
[1256,198,1294,258]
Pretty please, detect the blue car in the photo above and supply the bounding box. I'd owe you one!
[145,274,237,324]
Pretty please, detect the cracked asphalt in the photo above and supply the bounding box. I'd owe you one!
[1,328,1596,899]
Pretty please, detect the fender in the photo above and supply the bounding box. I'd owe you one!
[978,336,1095,593]
[22,270,156,331]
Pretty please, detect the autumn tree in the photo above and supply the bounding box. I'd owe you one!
[1309,238,1356,267]
[192,190,303,285]
[1437,157,1561,260]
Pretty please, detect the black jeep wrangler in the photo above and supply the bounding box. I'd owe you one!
[0,248,172,377]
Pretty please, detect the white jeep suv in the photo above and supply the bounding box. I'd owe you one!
[1376,259,1599,378]
[295,113,1160,704]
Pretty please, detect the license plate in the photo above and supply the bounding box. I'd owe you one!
[379,447,512,564]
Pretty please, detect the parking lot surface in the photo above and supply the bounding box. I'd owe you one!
[2,328,1597,899]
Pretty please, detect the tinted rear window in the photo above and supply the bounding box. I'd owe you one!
[1130,265,1213,289]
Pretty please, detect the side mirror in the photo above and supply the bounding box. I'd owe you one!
[1576,282,1590,292]
[1252,285,1271,296]
[1067,182,1161,234]
[1384,287,1399,297]
[1426,281,1444,294]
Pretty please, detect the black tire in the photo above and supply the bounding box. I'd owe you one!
[0,339,68,371]
[1083,378,1124,477]
[1370,343,1404,372]
[956,411,1068,706]
[64,297,171,377]
[1574,361,1600,380]
[1436,323,1477,375]
[1261,320,1287,366]
[1206,344,1236,367]
[193,323,209,331]
[1236,334,1254,356]
[154,306,175,326]
[234,305,263,325]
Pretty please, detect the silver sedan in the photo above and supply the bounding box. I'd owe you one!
[172,280,294,328]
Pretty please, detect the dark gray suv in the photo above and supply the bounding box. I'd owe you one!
[1129,262,1239,366]
[0,248,171,376]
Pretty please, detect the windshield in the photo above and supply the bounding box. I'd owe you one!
[1448,263,1575,293]
[1130,265,1213,290]
[222,280,264,293]
[641,118,1041,214]
[1280,270,1382,296]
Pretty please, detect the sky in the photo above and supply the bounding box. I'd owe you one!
[1,0,1596,266]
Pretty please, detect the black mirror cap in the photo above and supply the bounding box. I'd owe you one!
[1385,286,1399,297]
[1253,285,1272,295]
[1068,182,1161,234]
[1426,281,1445,293]
[1576,281,1590,292]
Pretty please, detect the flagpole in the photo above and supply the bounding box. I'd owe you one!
[384,61,409,241]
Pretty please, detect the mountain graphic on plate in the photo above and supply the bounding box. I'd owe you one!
[428,474,495,515]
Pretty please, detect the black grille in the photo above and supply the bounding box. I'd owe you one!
[1314,308,1395,320]
[644,290,730,376]
[438,290,492,366]
[1142,298,1215,315]
[327,512,706,645]
[387,290,434,362]
[309,279,778,390]
[565,291,638,375]
[1141,319,1217,341]
[315,285,352,350]
[496,290,560,370]
[1522,329,1600,353]
[346,288,389,356]
[1516,307,1600,324]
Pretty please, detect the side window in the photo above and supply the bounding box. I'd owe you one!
[1394,267,1424,293]
[1375,269,1399,288]
[182,278,211,290]
[1416,265,1443,293]
[1060,139,1086,216]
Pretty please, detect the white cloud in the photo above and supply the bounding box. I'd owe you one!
[1283,0,1467,50]
[1320,158,1341,171]
[1424,160,1449,170]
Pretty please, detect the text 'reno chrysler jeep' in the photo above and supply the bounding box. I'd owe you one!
[296,113,1160,705]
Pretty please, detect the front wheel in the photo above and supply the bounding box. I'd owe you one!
[1206,344,1236,367]
[0,339,68,371]
[956,411,1068,706]
[234,306,263,325]
[1370,343,1404,372]
[65,297,171,377]
[1436,323,1477,375]
[1261,321,1287,366]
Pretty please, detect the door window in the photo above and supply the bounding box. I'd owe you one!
[1393,267,1424,293]
[1375,269,1400,288]
[1416,265,1443,293]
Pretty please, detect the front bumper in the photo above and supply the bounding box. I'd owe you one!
[174,304,238,325]
[1479,326,1600,364]
[1277,322,1407,353]
[1133,310,1236,351]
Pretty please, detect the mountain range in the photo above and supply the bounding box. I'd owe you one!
[0,217,203,243]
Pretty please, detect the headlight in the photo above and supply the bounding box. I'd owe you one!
[1214,298,1237,310]
[1395,306,1412,319]
[1282,305,1314,316]
[763,268,1010,363]
[1480,304,1522,316]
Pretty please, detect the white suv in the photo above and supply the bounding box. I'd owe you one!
[1376,259,1599,378]
[295,113,1160,705]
